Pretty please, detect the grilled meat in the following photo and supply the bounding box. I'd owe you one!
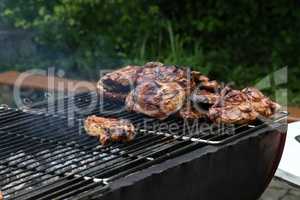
[97,65,141,101]
[178,104,207,120]
[137,62,197,92]
[126,80,186,119]
[0,191,3,200]
[198,75,221,91]
[84,115,136,145]
[209,87,258,124]
[97,62,280,123]
[97,61,220,101]
[132,62,220,119]
[242,87,281,117]
[191,89,220,105]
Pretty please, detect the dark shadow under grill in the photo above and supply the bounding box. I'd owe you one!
[0,92,288,200]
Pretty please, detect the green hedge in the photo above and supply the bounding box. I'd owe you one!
[1,0,299,104]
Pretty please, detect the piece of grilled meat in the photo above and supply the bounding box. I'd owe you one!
[97,65,141,101]
[209,87,258,124]
[242,87,281,117]
[197,75,221,91]
[137,62,203,97]
[191,89,220,105]
[133,62,220,119]
[126,80,186,119]
[178,104,207,120]
[84,115,136,145]
[0,191,3,200]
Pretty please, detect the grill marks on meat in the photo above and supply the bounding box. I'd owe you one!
[242,87,281,117]
[197,75,221,91]
[97,65,141,101]
[191,89,220,105]
[209,87,258,124]
[209,87,281,124]
[84,116,136,145]
[178,104,207,120]
[126,81,186,119]
[98,61,207,120]
[99,65,141,93]
[137,62,195,91]
[190,72,222,105]
[97,62,281,124]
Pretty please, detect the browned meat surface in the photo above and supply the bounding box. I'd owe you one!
[0,191,3,200]
[191,89,220,105]
[97,86,128,102]
[84,115,136,145]
[96,62,280,123]
[178,104,207,120]
[197,75,221,91]
[132,62,221,119]
[242,87,281,117]
[97,65,141,94]
[209,87,258,124]
[126,80,186,119]
[137,62,197,92]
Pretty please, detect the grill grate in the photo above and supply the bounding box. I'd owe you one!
[0,92,287,199]
[28,92,288,144]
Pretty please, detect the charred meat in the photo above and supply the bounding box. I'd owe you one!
[242,87,281,117]
[197,75,221,91]
[209,87,258,124]
[126,80,186,119]
[137,62,197,92]
[178,104,207,120]
[97,62,280,123]
[97,65,141,101]
[84,115,136,145]
[191,89,220,105]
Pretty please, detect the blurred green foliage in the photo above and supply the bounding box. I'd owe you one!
[0,0,299,105]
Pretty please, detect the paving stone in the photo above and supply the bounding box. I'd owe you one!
[260,178,300,200]
[260,188,287,200]
[289,188,300,197]
[282,194,300,200]
[270,178,295,190]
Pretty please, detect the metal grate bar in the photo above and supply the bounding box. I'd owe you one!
[14,175,107,200]
[0,128,171,195]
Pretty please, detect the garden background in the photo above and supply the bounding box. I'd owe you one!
[0,0,299,105]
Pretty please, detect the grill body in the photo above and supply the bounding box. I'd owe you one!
[0,92,288,199]
[98,125,287,200]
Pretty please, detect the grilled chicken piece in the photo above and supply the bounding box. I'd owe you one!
[191,89,220,105]
[209,87,258,124]
[84,115,136,145]
[198,75,221,91]
[178,104,207,120]
[190,73,221,105]
[139,62,185,84]
[126,80,186,119]
[0,191,3,200]
[242,87,281,117]
[137,62,199,93]
[97,65,141,101]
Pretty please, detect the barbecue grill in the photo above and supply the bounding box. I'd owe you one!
[0,92,288,200]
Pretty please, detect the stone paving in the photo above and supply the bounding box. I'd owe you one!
[260,178,300,200]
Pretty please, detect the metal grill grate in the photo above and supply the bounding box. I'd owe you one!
[0,92,288,199]
[28,92,288,144]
